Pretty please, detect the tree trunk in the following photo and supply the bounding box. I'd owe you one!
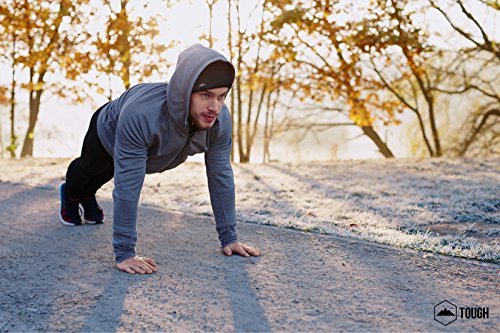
[9,72,17,158]
[227,0,234,162]
[235,1,246,162]
[208,1,214,47]
[9,37,17,158]
[403,50,441,156]
[263,89,273,163]
[120,0,131,90]
[361,126,395,158]
[107,73,113,101]
[249,83,267,151]
[267,86,281,162]
[236,56,245,162]
[244,3,265,160]
[427,100,442,156]
[230,89,235,162]
[412,109,435,157]
[236,74,246,161]
[20,90,43,157]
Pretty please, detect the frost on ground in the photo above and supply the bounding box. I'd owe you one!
[1,157,498,262]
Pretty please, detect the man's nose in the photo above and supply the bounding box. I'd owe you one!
[208,98,219,111]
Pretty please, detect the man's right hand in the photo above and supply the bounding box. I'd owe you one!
[116,256,158,274]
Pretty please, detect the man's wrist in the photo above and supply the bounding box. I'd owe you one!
[115,252,136,264]
[221,238,238,248]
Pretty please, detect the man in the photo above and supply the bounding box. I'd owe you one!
[59,44,261,274]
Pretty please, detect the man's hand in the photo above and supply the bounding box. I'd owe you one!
[116,256,158,274]
[223,242,261,257]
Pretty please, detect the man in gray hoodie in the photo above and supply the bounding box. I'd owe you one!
[59,44,260,274]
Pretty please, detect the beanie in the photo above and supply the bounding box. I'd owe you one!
[192,61,235,93]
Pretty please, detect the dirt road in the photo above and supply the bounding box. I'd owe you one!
[0,180,498,332]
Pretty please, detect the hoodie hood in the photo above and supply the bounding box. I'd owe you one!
[166,44,235,131]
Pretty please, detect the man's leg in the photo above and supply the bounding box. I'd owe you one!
[78,161,114,224]
[80,164,114,197]
[61,105,113,225]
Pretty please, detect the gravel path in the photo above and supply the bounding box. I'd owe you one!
[0,181,498,332]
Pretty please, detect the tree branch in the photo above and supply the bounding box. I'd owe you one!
[459,108,500,156]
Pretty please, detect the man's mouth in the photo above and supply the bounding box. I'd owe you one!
[201,114,216,122]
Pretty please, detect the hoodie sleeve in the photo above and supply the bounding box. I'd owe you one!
[112,110,149,263]
[205,111,238,248]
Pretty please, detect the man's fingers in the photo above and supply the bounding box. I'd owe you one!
[118,264,137,274]
[142,258,158,270]
[234,246,250,257]
[131,265,147,274]
[120,264,153,274]
[223,244,261,257]
[223,246,233,256]
[243,245,261,256]
[141,265,153,274]
[118,266,135,274]
[138,263,154,274]
[116,256,158,274]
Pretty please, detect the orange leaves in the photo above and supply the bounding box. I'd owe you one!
[1,0,93,94]
[348,104,374,127]
[0,86,9,105]
[20,81,44,92]
[90,0,170,91]
[265,0,419,132]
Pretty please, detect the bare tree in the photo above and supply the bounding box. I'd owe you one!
[204,0,218,47]
[427,0,499,156]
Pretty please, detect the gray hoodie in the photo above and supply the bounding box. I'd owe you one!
[96,44,237,263]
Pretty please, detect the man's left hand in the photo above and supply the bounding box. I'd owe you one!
[223,242,261,257]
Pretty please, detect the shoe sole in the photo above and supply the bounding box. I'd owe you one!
[59,182,80,226]
[83,214,105,225]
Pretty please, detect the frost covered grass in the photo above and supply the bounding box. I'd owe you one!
[231,158,500,263]
[147,157,499,263]
[1,157,498,262]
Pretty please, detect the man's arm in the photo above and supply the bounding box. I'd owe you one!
[205,108,261,257]
[112,110,149,264]
[204,110,238,248]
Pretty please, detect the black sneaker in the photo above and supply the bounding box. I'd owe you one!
[81,195,105,224]
[59,182,82,226]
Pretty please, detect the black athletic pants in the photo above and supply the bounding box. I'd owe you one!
[65,105,114,199]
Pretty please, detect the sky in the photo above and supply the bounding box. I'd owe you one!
[0,0,497,161]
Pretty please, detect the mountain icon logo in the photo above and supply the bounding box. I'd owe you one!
[434,300,457,326]
[436,308,455,317]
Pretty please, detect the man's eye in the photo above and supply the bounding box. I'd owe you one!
[202,94,209,98]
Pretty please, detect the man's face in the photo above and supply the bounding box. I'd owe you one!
[189,87,229,130]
